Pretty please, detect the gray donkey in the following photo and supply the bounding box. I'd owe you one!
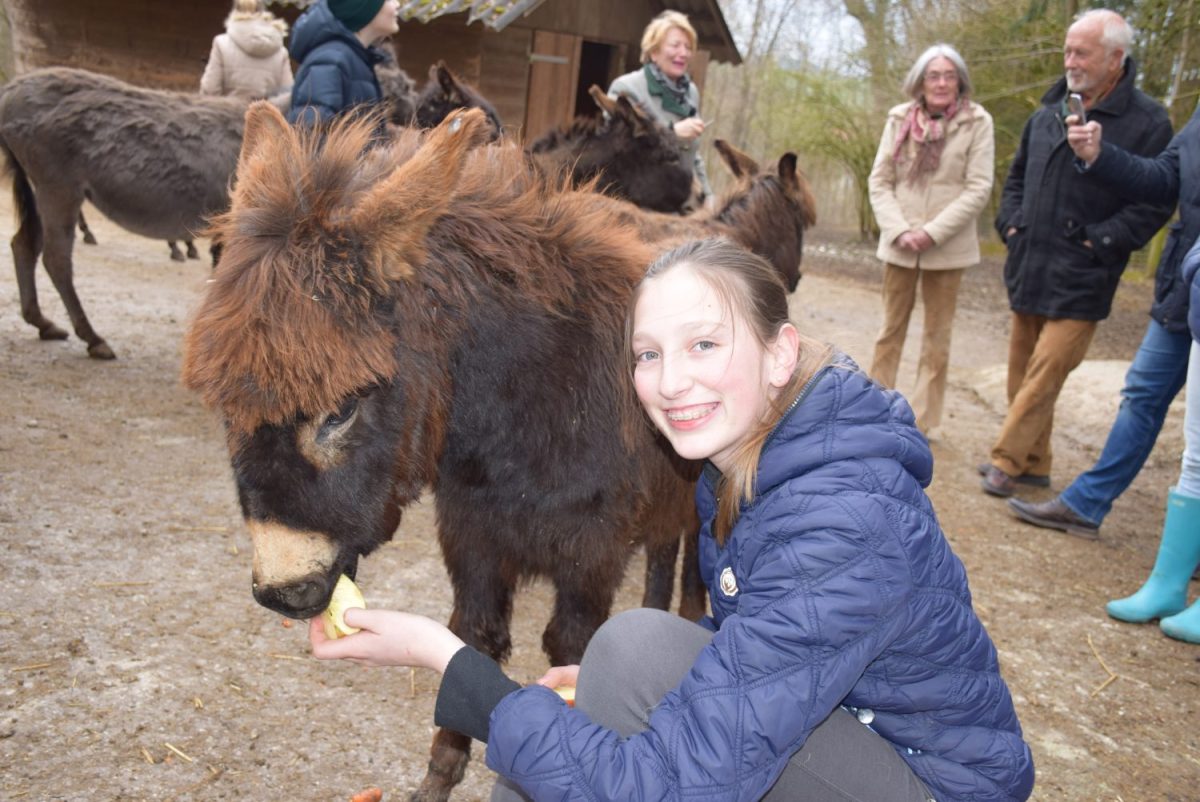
[0,67,252,359]
[0,64,426,359]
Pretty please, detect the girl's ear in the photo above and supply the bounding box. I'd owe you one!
[767,323,801,388]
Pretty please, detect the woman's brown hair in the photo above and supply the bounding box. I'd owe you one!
[626,238,832,543]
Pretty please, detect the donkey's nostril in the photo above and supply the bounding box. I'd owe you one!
[278,580,326,611]
[252,578,329,617]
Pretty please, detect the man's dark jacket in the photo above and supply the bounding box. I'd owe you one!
[286,0,384,126]
[995,60,1173,321]
[1082,101,1200,332]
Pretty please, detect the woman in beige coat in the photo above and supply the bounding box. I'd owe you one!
[868,43,994,434]
[200,0,293,99]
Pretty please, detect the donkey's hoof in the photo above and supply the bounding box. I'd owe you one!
[186,245,200,259]
[87,341,116,360]
[82,232,98,245]
[408,790,451,802]
[38,323,69,341]
[170,250,186,263]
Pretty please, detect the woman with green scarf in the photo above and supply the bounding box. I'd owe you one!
[608,10,711,203]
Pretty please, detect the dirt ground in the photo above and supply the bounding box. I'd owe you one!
[2,198,1199,802]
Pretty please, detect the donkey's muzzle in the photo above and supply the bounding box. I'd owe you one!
[253,576,330,619]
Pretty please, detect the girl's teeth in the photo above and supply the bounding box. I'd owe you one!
[668,407,710,421]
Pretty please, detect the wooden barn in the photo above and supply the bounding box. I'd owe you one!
[0,0,740,141]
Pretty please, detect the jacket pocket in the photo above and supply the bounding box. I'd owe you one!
[1064,218,1106,264]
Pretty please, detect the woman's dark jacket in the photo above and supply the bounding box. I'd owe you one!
[995,60,1173,321]
[441,358,1034,801]
[1082,102,1200,333]
[286,0,384,126]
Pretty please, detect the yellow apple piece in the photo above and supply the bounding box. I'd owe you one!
[322,574,365,639]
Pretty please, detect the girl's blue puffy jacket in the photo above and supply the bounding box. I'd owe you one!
[486,359,1035,801]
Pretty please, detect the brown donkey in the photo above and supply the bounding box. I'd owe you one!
[609,138,818,293]
[182,104,702,801]
[527,85,693,213]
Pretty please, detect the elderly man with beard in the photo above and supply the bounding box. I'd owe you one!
[980,9,1174,499]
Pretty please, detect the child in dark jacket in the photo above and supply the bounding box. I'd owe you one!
[287,0,398,125]
[309,238,1035,801]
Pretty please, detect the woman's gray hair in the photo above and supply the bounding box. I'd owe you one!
[902,44,972,101]
[1073,9,1133,65]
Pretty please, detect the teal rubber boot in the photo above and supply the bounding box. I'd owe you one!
[1160,600,1200,643]
[1106,489,1200,624]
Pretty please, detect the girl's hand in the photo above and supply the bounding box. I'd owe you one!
[673,117,705,141]
[535,664,580,691]
[1066,119,1102,165]
[308,609,466,674]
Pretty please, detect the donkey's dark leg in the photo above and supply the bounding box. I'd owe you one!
[642,534,680,612]
[167,241,185,262]
[11,194,64,341]
[8,159,67,342]
[185,239,199,260]
[639,463,705,619]
[411,522,517,802]
[544,541,628,666]
[677,531,708,622]
[39,195,113,359]
[410,729,471,802]
[77,211,97,245]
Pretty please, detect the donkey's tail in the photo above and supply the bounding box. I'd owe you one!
[0,140,41,250]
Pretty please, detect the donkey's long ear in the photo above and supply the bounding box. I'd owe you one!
[778,153,799,189]
[589,85,618,116]
[614,95,656,137]
[436,61,464,104]
[779,152,818,228]
[350,108,493,280]
[238,101,294,181]
[714,139,759,179]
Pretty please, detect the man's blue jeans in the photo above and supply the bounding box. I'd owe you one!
[1060,318,1191,525]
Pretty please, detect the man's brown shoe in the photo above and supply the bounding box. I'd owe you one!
[981,466,1017,497]
[975,462,1050,487]
[1007,496,1100,539]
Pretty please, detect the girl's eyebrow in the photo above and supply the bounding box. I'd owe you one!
[680,319,728,336]
[631,317,728,344]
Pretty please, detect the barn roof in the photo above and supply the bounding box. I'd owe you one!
[273,0,740,62]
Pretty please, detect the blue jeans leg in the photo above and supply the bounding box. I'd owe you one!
[1059,319,1190,525]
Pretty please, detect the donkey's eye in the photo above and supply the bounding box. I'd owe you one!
[321,397,359,433]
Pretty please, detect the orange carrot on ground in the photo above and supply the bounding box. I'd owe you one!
[349,788,383,802]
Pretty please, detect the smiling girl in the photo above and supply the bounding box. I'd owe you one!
[309,238,1034,801]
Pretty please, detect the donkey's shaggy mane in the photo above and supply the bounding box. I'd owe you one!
[183,110,654,438]
[182,116,415,433]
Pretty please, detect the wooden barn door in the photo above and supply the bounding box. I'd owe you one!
[523,30,581,142]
